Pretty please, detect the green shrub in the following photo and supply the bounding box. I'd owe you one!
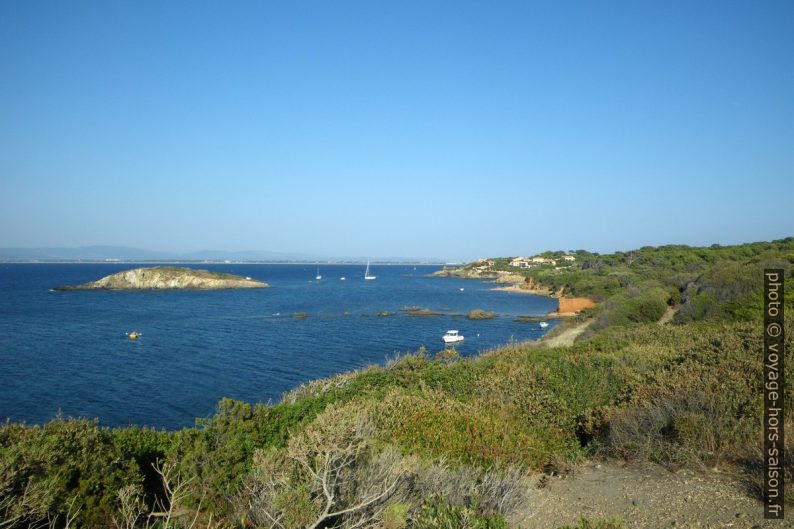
[414,498,508,529]
[372,388,551,468]
[600,317,794,470]
[676,260,792,323]
[383,502,410,529]
[0,417,141,527]
[591,286,668,331]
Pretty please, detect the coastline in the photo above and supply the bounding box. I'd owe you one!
[1,261,446,266]
[441,268,596,319]
[4,241,787,527]
[434,265,564,309]
[2,263,558,428]
[491,284,554,296]
[491,285,582,318]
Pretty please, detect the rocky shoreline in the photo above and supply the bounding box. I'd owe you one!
[434,264,598,318]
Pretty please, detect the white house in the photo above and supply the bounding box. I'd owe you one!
[531,257,556,266]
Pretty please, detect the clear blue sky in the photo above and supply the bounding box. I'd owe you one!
[1,1,792,261]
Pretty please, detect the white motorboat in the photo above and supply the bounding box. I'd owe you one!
[315,267,322,280]
[442,330,464,344]
[539,321,549,328]
[340,276,346,281]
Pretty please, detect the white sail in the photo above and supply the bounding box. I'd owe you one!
[364,260,376,280]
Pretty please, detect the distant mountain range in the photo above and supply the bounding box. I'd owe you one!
[0,246,445,264]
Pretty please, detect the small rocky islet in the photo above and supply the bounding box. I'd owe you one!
[54,266,269,291]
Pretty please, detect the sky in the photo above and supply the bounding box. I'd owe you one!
[1,1,792,261]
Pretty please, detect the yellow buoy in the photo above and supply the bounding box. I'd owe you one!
[128,331,139,340]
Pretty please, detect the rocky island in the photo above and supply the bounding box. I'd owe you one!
[55,266,268,290]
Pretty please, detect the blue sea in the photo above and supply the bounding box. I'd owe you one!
[0,263,558,429]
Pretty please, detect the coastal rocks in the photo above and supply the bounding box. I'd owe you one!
[491,276,555,296]
[514,315,544,323]
[494,273,525,284]
[431,267,497,279]
[55,266,269,291]
[400,306,442,317]
[467,309,497,320]
[407,308,442,317]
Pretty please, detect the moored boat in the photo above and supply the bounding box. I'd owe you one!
[364,261,376,280]
[442,330,464,343]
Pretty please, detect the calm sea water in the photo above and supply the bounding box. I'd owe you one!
[0,263,558,429]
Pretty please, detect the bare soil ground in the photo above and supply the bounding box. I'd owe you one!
[657,306,678,325]
[520,461,785,529]
[541,320,593,348]
[556,297,598,313]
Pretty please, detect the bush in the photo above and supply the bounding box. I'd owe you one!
[591,286,668,331]
[600,317,794,471]
[383,503,410,529]
[414,499,508,529]
[372,388,549,468]
[237,404,409,529]
[0,417,141,527]
[676,260,792,323]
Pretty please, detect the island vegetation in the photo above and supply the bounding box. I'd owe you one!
[1,238,793,528]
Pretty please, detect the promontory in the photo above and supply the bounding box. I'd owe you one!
[55,266,269,291]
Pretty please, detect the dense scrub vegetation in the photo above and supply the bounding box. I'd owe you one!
[478,238,794,303]
[1,239,792,527]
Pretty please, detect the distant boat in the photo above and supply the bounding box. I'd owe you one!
[459,288,464,292]
[539,321,549,328]
[442,330,464,344]
[315,267,322,280]
[364,261,376,280]
[340,277,346,281]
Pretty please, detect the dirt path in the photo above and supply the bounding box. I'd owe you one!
[541,320,593,348]
[657,306,677,325]
[520,461,781,529]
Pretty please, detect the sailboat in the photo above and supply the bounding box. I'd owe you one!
[364,261,376,280]
[315,267,322,280]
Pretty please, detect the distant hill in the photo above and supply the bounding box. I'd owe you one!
[0,246,178,261]
[0,246,444,263]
